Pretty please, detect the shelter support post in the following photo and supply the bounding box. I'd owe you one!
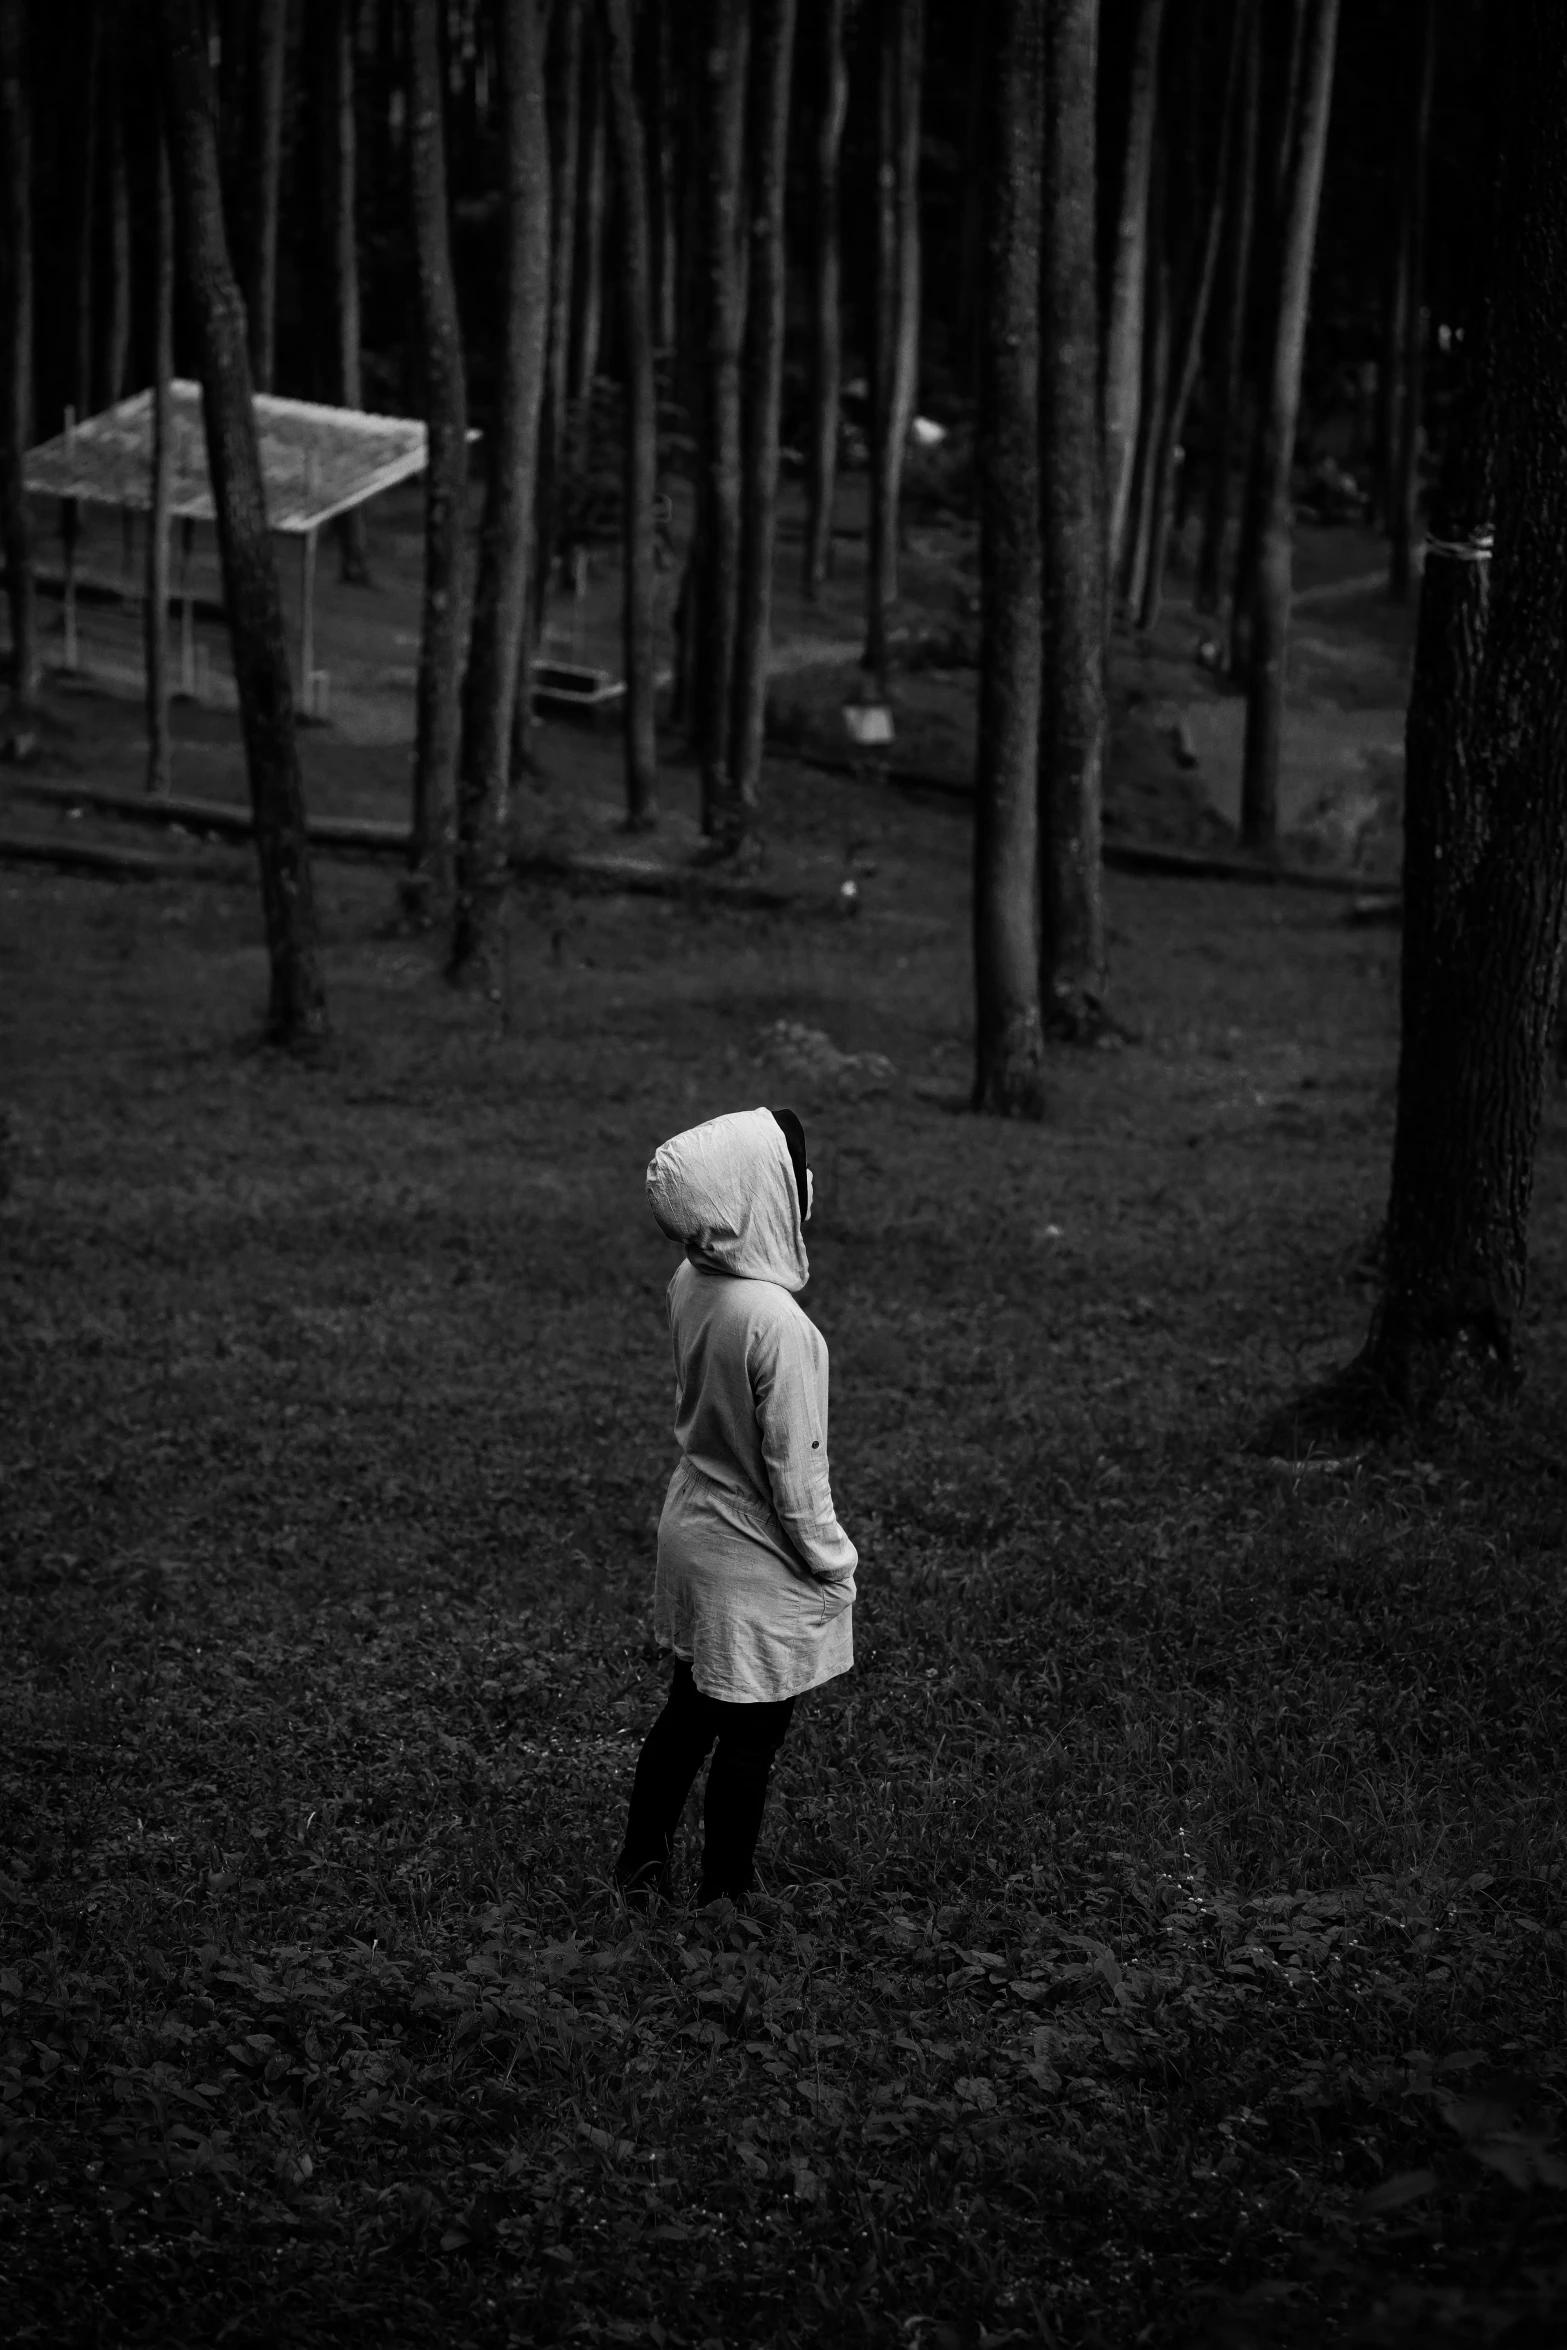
[178,518,196,697]
[299,525,318,718]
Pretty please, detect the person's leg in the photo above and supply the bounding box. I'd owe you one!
[616,1661,719,1896]
[698,1692,796,1904]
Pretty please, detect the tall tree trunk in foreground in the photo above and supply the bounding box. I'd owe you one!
[1119,126,1170,622]
[327,0,371,583]
[803,0,850,598]
[1195,0,1258,616]
[1103,0,1167,588]
[972,0,1045,1120]
[648,0,679,350]
[863,0,923,688]
[533,0,583,647]
[1237,0,1339,850]
[240,0,287,392]
[1139,0,1250,634]
[727,0,796,832]
[405,0,469,910]
[0,0,38,718]
[570,18,607,410]
[450,0,550,982]
[105,73,132,406]
[1040,0,1108,1035]
[1388,0,1435,604]
[599,0,658,829]
[692,0,749,833]
[1043,0,1113,1038]
[74,1,103,425]
[158,0,327,1045]
[1353,12,1567,1413]
[145,123,174,798]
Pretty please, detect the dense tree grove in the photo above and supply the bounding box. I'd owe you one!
[9,0,1567,1414]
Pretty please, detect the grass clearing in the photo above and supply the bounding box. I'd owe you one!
[3,749,1566,2345]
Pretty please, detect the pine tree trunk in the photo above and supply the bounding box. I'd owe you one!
[157,0,328,1045]
[105,74,132,407]
[1388,0,1435,605]
[1237,0,1339,851]
[1120,126,1170,622]
[803,0,850,599]
[1375,247,1405,534]
[1039,0,1108,1036]
[972,0,1045,1120]
[145,125,175,798]
[1357,8,1567,1411]
[1103,0,1167,587]
[328,0,371,584]
[863,0,923,687]
[450,0,550,982]
[74,2,103,424]
[649,0,679,351]
[727,0,796,829]
[1140,0,1250,635]
[1195,0,1257,617]
[570,19,607,410]
[693,0,749,834]
[242,0,288,393]
[600,0,659,829]
[405,0,469,910]
[0,0,38,719]
[534,0,584,644]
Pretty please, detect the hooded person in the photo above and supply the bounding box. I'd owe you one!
[615,1106,857,1906]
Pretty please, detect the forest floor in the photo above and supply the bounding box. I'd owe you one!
[3,496,1565,2347]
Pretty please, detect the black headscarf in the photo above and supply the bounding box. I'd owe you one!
[769,1107,809,1224]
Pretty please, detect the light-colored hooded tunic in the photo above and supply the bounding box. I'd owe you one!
[645,1107,856,1703]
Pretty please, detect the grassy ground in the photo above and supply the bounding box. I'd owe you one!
[3,735,1566,2347]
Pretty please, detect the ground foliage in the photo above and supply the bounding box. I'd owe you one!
[3,799,1567,2345]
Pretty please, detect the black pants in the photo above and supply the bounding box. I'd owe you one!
[616,1659,795,1904]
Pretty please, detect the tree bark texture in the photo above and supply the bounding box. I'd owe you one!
[1388,0,1435,604]
[803,0,851,598]
[972,0,1045,1120]
[649,0,679,350]
[599,0,659,828]
[533,0,583,640]
[450,0,550,981]
[863,0,923,687]
[105,64,132,407]
[692,0,749,833]
[327,0,371,583]
[1138,0,1251,634]
[405,0,469,908]
[1360,9,1567,1408]
[1103,0,1166,587]
[728,0,797,827]
[0,0,38,714]
[1237,0,1339,850]
[157,0,327,1045]
[1195,0,1257,616]
[570,16,607,409]
[240,0,287,393]
[1039,0,1108,1036]
[145,123,174,798]
[1119,123,1170,621]
[74,0,103,424]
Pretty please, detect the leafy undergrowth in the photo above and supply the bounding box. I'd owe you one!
[4,797,1567,2344]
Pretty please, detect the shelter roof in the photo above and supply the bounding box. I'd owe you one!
[23,383,429,533]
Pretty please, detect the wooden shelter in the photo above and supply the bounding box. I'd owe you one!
[23,384,429,716]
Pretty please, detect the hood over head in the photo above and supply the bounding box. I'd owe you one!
[646,1106,810,1290]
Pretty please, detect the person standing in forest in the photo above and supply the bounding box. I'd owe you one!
[616,1108,857,1908]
